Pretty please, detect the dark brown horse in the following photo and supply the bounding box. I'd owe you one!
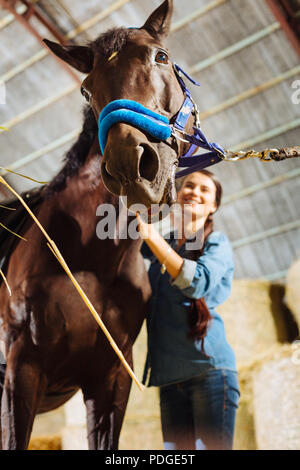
[0,0,190,449]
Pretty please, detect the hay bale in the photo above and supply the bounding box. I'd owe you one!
[217,280,289,368]
[285,258,300,329]
[120,418,163,450]
[61,425,88,450]
[31,405,65,450]
[252,343,300,450]
[64,390,86,427]
[233,371,257,450]
[28,435,61,450]
[234,343,298,450]
[61,390,88,450]
[32,406,65,438]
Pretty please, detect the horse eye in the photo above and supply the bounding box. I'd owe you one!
[80,86,91,103]
[155,51,168,65]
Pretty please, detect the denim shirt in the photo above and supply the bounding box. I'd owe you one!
[141,231,237,387]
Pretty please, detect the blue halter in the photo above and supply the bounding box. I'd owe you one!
[98,63,225,178]
[98,100,171,154]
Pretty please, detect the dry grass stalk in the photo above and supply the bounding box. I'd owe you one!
[0,268,11,296]
[28,434,62,450]
[0,205,16,210]
[0,221,27,241]
[0,166,48,184]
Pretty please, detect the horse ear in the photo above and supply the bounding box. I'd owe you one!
[43,39,94,74]
[142,0,173,40]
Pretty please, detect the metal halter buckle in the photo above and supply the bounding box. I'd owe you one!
[170,127,191,143]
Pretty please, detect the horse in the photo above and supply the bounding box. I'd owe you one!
[0,0,190,449]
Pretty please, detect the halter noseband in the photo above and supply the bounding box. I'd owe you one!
[98,63,225,178]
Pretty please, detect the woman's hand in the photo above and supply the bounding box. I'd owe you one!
[136,213,159,240]
[136,212,184,280]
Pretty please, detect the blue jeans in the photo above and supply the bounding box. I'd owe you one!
[159,368,240,450]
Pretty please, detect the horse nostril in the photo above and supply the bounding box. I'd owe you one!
[100,160,121,196]
[138,145,159,182]
[103,161,113,177]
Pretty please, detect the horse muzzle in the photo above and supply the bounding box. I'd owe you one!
[100,125,170,208]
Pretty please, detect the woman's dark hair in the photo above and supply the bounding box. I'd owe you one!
[177,170,223,355]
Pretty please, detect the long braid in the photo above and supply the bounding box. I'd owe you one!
[187,215,214,355]
[176,170,223,355]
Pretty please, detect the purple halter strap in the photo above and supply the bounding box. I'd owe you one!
[172,63,225,178]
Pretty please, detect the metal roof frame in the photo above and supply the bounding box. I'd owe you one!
[0,0,80,83]
[266,0,300,57]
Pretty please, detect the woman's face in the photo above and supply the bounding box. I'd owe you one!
[177,172,217,221]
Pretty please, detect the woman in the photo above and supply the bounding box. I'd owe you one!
[137,170,240,451]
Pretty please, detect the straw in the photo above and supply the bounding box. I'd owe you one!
[0,205,16,210]
[0,166,48,184]
[0,221,27,241]
[0,268,11,296]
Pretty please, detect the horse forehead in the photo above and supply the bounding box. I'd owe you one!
[128,29,163,47]
[90,31,169,95]
[91,46,153,87]
[93,30,163,67]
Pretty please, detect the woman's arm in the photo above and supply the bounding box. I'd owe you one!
[137,215,234,300]
[172,232,234,299]
[136,213,184,280]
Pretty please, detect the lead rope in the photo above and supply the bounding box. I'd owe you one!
[172,65,300,170]
[219,146,300,162]
[174,91,300,164]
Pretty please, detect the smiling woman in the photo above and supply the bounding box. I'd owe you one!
[176,172,218,241]
[137,169,240,451]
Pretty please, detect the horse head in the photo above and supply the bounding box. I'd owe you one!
[44,0,191,209]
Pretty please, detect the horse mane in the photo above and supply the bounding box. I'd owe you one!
[44,106,98,197]
[45,27,131,197]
